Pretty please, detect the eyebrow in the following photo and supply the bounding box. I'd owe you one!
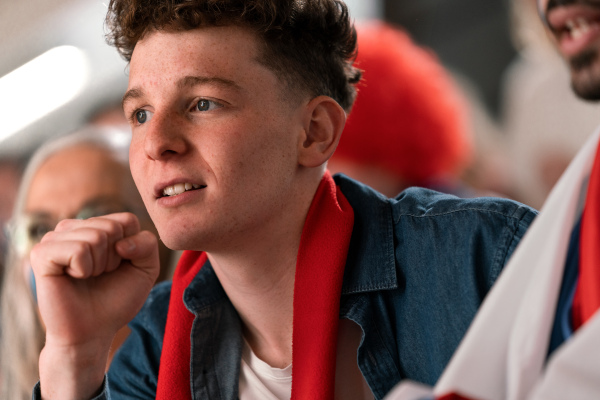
[122,75,243,110]
[177,75,242,92]
[121,88,144,111]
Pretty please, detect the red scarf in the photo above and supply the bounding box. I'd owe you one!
[156,171,354,399]
[573,141,600,329]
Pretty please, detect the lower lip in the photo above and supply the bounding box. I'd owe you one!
[156,188,206,207]
[558,24,600,57]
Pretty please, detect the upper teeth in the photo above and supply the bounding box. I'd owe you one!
[163,183,201,196]
[566,17,593,39]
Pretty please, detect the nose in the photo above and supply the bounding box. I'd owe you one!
[143,111,188,161]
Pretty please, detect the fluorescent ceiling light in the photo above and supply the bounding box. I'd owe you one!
[0,45,89,143]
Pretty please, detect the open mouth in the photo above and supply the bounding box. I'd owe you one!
[547,6,600,56]
[161,183,207,198]
[559,16,600,40]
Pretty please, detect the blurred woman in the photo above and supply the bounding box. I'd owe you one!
[0,126,174,400]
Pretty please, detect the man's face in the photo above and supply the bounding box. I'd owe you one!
[124,26,308,252]
[22,145,144,261]
[539,0,600,99]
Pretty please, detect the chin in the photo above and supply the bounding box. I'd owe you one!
[155,223,201,252]
[159,236,203,252]
[158,236,185,252]
[571,75,600,100]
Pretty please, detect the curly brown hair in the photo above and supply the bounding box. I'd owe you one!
[105,0,362,112]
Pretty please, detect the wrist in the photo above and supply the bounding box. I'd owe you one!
[39,340,110,400]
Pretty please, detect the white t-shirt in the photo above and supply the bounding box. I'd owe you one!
[239,319,374,400]
[239,338,292,400]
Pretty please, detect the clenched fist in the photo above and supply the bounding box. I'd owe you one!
[30,212,160,400]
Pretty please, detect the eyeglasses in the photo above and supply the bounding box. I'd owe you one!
[5,199,132,256]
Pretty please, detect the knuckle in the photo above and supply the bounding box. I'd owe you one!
[108,218,125,236]
[71,252,93,278]
[123,212,140,228]
[74,240,90,256]
[89,229,109,248]
[29,243,43,266]
[39,230,56,243]
[91,217,123,239]
[119,211,134,219]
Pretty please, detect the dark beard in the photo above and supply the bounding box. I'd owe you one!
[571,49,597,71]
[544,0,600,99]
[570,49,600,99]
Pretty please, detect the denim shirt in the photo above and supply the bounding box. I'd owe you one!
[32,175,536,400]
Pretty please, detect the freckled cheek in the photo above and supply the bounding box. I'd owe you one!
[129,154,143,179]
[204,130,255,166]
[128,149,150,200]
[130,173,154,210]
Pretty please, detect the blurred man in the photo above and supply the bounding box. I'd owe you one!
[544,0,600,100]
[1,127,174,400]
[385,0,600,398]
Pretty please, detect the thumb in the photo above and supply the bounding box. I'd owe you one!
[115,230,160,280]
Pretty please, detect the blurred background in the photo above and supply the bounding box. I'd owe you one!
[2,0,600,209]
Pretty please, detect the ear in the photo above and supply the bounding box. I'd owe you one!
[297,96,347,168]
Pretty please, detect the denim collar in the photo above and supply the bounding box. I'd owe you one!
[183,259,226,314]
[335,174,398,295]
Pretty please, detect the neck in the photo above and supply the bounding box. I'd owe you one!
[206,170,323,368]
[209,250,297,368]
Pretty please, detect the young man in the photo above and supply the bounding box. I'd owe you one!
[386,0,600,398]
[30,1,536,399]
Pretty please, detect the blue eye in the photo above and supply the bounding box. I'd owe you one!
[195,99,222,112]
[196,100,210,111]
[135,109,153,124]
[136,110,147,123]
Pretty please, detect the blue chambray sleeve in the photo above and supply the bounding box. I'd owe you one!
[32,378,109,400]
[387,189,538,386]
[107,281,171,399]
[486,202,538,288]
